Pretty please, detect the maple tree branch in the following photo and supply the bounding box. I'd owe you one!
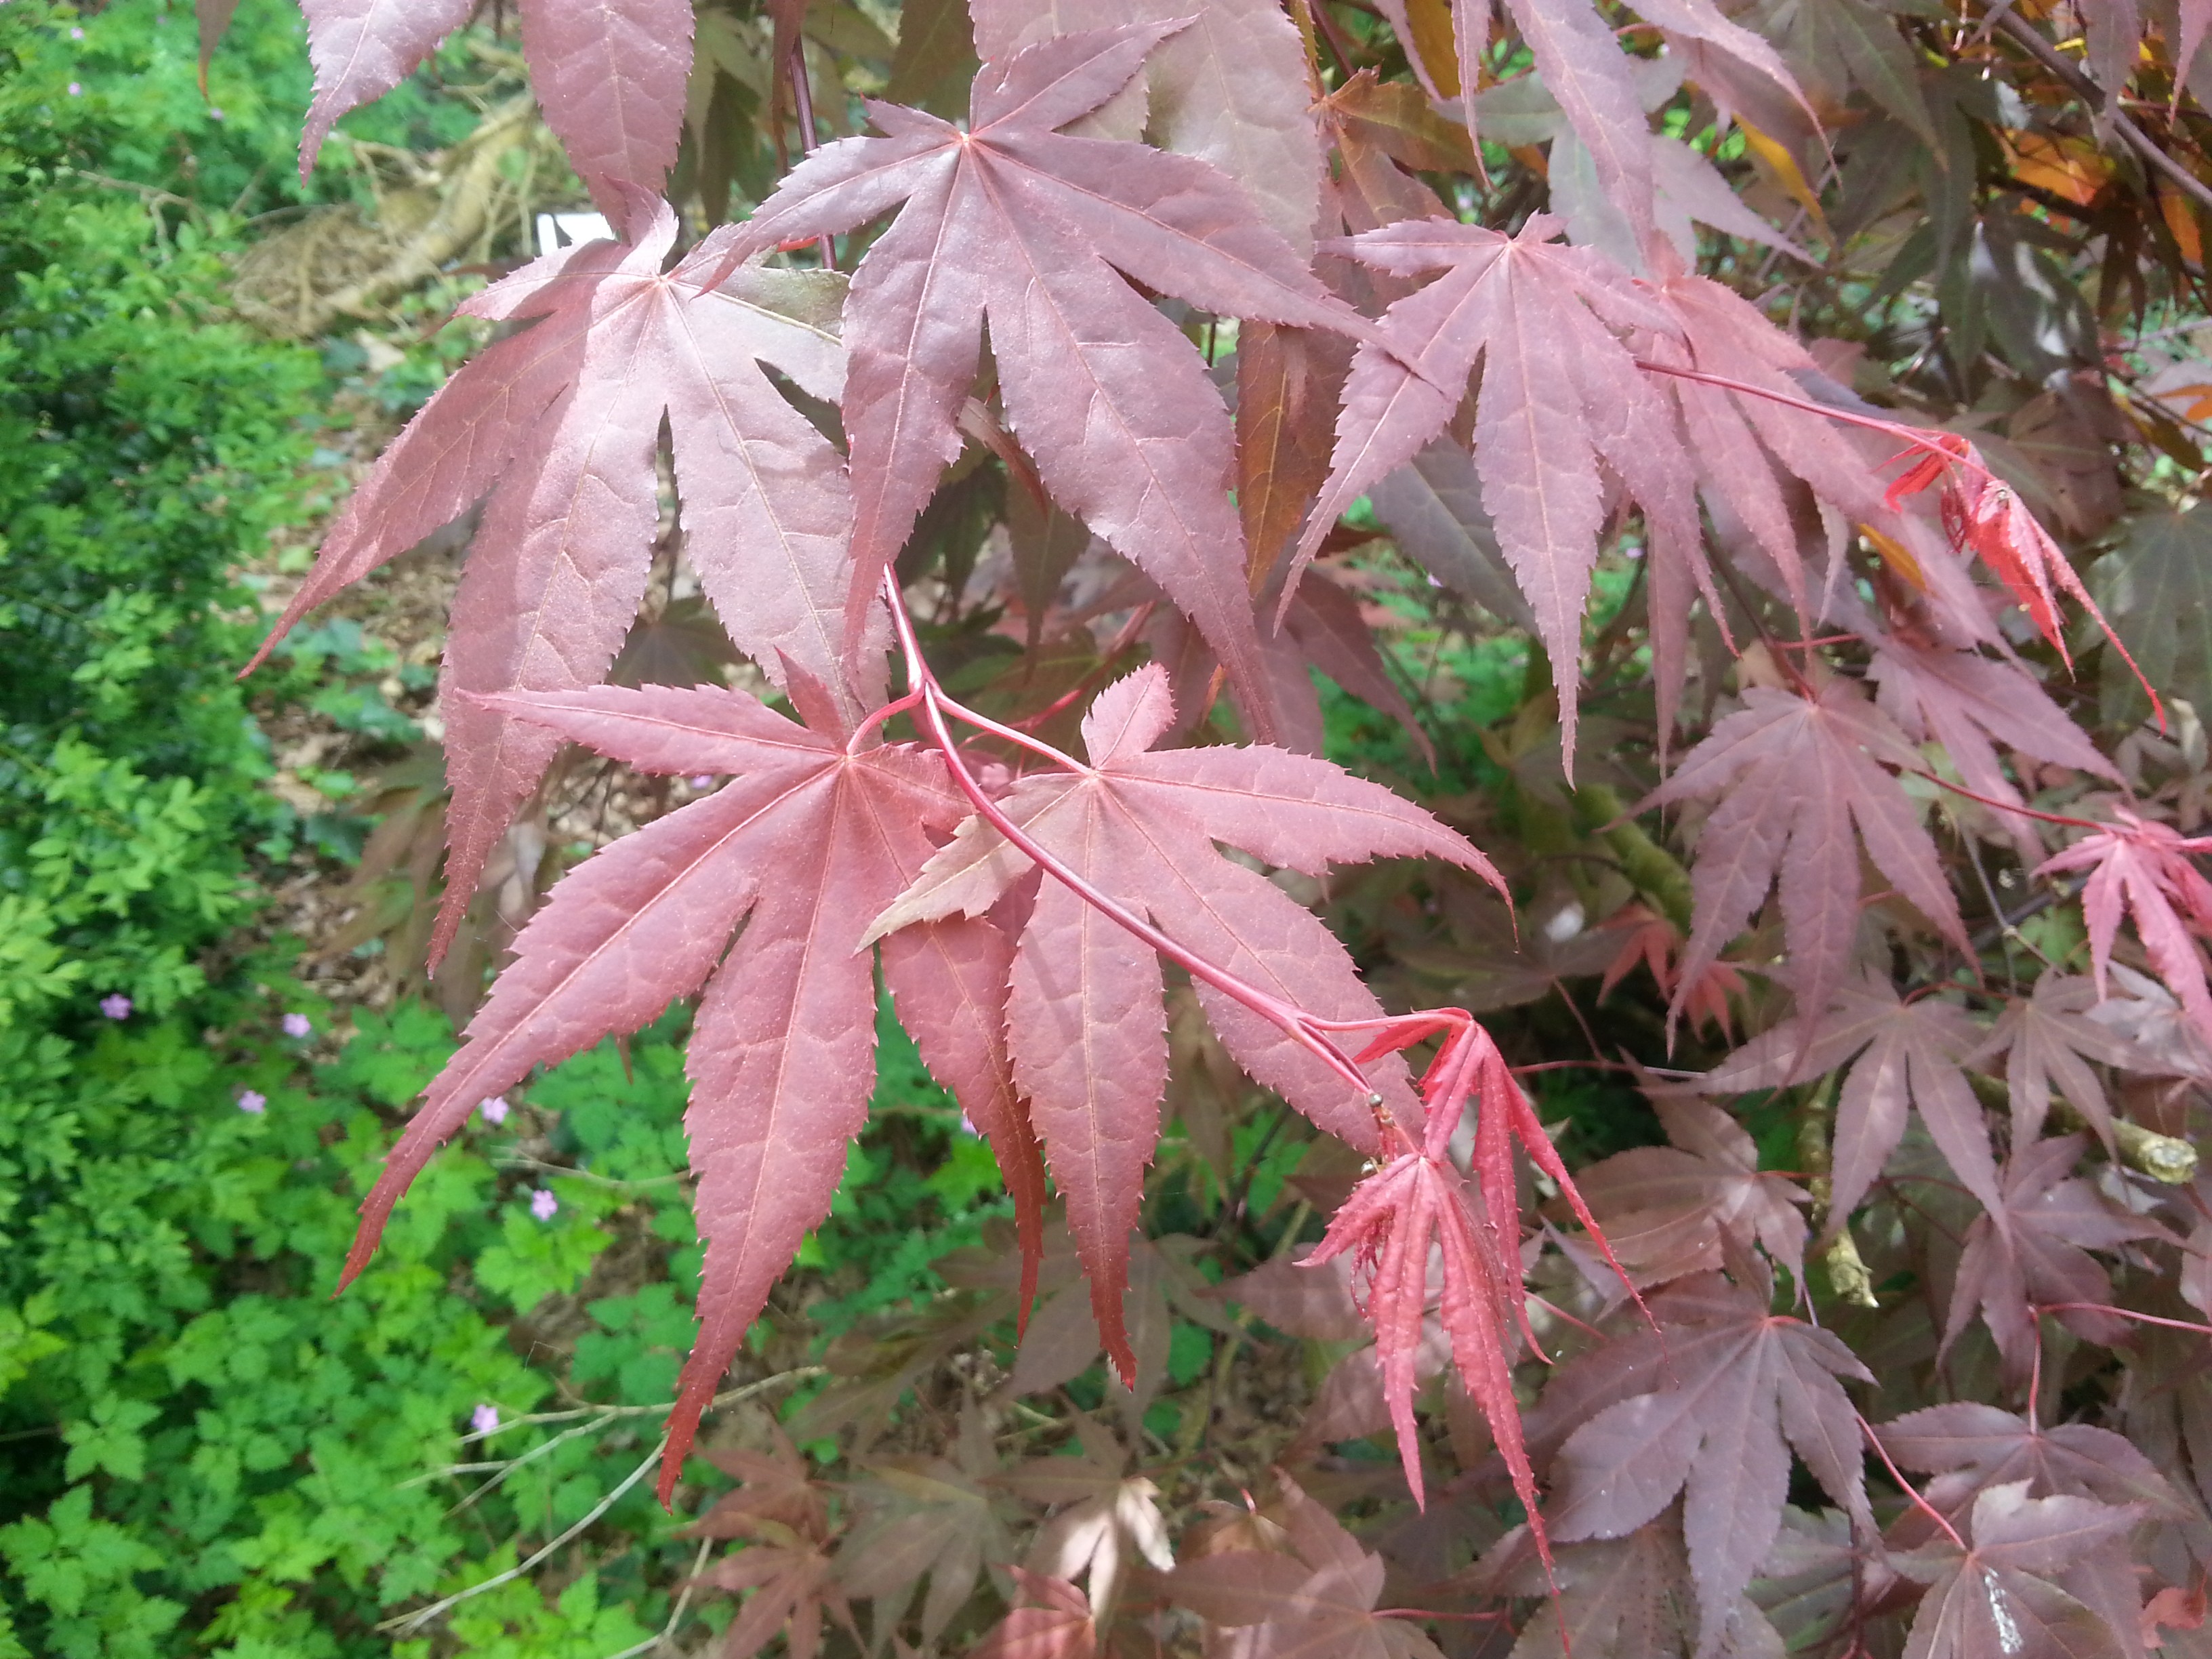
[1980,6,2212,218]
[2034,1302,2212,1339]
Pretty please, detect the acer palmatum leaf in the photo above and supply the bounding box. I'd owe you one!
[1636,680,1970,1040]
[1879,1401,2197,1539]
[1941,1134,2169,1378]
[1597,904,1745,1041]
[1181,1471,1448,1659]
[245,205,872,965]
[967,0,1323,254]
[297,0,472,174]
[328,682,1055,1503]
[299,0,689,225]
[691,1531,856,1659]
[1868,639,2119,870]
[1538,1272,1873,1658]
[2036,808,2212,1048]
[1286,215,1702,773]
[1571,1095,1809,1288]
[1702,974,1998,1231]
[1303,1020,1568,1524]
[1892,1482,2144,1659]
[972,1570,1094,1659]
[1971,974,2144,1153]
[717,22,1371,735]
[866,664,1498,1378]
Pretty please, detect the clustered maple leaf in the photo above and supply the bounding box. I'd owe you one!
[220,0,2212,1652]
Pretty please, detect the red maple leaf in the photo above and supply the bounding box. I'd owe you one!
[246,205,868,963]
[1570,1095,1809,1288]
[298,0,689,224]
[1284,214,1706,772]
[1701,974,2001,1231]
[1533,1268,1873,1657]
[1891,1483,2144,1659]
[2038,808,2212,1049]
[329,680,1043,1501]
[716,21,1370,732]
[1597,903,1745,1041]
[867,663,1498,1377]
[1302,1017,1616,1526]
[1636,680,1971,1036]
[1941,1134,2171,1378]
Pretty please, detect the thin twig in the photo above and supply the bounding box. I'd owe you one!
[380,1437,666,1635]
[601,1535,717,1659]
[1982,6,2212,218]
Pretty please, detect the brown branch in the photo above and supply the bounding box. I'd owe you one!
[1983,5,2212,218]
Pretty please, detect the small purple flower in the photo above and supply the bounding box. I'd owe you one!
[68,25,82,37]
[66,81,79,95]
[689,775,714,790]
[281,1012,312,1038]
[470,1403,501,1435]
[98,994,131,1020]
[207,106,224,121]
[237,1090,267,1115]
[529,1188,558,1221]
[956,1113,980,1138]
[479,1094,510,1125]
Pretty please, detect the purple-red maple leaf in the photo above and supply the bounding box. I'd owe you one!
[1973,972,2144,1151]
[1636,680,1971,1036]
[298,0,689,227]
[1571,1095,1809,1288]
[1536,1270,1873,1658]
[865,664,1496,1378]
[330,680,1046,1502]
[716,21,1370,733]
[1891,1483,2144,1659]
[1942,1134,2169,1378]
[1166,1471,1446,1659]
[1879,1401,2198,1537]
[2038,808,2212,1049]
[1700,974,1999,1232]
[247,205,867,964]
[1286,214,1704,771]
[972,1570,1094,1659]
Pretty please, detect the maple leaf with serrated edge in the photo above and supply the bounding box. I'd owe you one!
[1972,973,2144,1153]
[972,1570,1094,1659]
[1878,1401,2198,1540]
[689,1427,855,1659]
[997,1416,1169,1623]
[1868,638,2121,870]
[298,0,689,228]
[1535,1269,1873,1659]
[1942,1134,2171,1378]
[863,664,1498,1378]
[1167,1470,1447,1659]
[2037,808,2212,1049]
[1303,1017,1623,1526]
[1572,1096,1809,1288]
[1597,904,1745,1042]
[243,205,869,966]
[1636,680,1971,1039]
[835,1405,1015,1647]
[1891,1482,2144,1659]
[1284,214,1705,773]
[329,680,1049,1504]
[1700,974,1998,1232]
[716,22,1372,735]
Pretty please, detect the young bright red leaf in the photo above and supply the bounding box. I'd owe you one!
[2038,808,2212,1050]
